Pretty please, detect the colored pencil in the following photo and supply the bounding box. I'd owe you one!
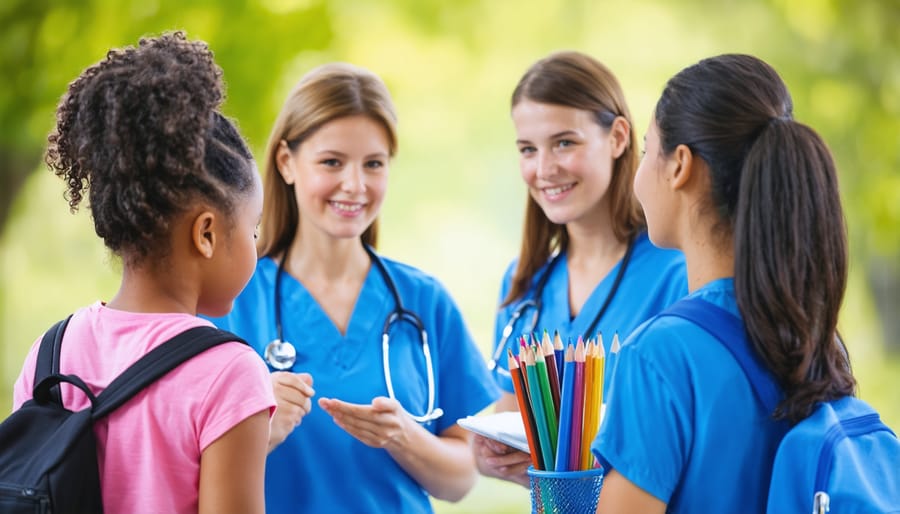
[609,332,621,383]
[508,349,542,469]
[568,338,586,471]
[541,330,561,418]
[553,330,564,380]
[581,338,596,470]
[534,347,558,463]
[554,344,576,471]
[525,347,554,471]
[594,340,606,404]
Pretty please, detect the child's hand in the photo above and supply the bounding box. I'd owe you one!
[268,372,315,452]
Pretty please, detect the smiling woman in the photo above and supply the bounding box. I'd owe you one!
[203,62,500,514]
[473,50,688,487]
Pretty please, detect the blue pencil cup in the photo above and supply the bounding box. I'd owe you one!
[527,467,603,514]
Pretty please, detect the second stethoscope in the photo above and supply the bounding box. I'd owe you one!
[488,237,636,375]
[264,242,443,424]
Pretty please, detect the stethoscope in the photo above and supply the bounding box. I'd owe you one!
[488,237,636,376]
[263,241,443,424]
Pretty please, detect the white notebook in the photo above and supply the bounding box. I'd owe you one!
[457,411,530,453]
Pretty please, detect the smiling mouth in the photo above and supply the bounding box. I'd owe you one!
[329,201,364,213]
[542,183,575,196]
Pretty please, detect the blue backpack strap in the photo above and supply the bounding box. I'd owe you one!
[660,298,783,416]
[815,411,897,493]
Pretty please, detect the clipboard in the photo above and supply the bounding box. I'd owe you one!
[457,411,530,453]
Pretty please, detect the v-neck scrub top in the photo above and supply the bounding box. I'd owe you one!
[491,232,687,395]
[209,254,499,514]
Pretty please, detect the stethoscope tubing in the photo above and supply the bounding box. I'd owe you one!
[269,240,442,423]
[489,236,636,371]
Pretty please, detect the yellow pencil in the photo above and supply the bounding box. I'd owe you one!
[581,338,595,469]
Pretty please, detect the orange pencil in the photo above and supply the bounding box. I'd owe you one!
[509,349,542,469]
[581,338,596,469]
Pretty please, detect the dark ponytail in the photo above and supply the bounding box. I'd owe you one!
[656,54,855,423]
[735,119,854,422]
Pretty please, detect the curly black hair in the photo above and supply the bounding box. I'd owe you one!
[45,31,255,263]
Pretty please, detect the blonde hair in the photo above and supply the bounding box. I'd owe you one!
[258,62,398,258]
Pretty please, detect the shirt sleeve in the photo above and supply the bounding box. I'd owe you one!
[591,323,692,503]
[196,345,276,451]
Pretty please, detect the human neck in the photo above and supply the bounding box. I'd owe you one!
[565,216,627,268]
[284,231,370,282]
[107,261,196,314]
[681,228,734,292]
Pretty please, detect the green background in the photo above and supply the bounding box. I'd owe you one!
[2,1,898,512]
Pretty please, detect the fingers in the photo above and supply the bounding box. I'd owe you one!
[318,397,406,448]
[267,373,316,452]
[271,372,315,401]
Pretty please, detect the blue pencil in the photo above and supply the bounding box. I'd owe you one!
[555,344,576,471]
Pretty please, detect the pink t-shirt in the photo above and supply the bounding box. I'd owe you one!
[13,302,276,514]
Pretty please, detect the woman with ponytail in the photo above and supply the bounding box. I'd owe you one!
[590,54,855,513]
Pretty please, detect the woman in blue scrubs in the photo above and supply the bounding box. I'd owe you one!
[208,63,499,514]
[473,51,687,486]
[591,54,857,513]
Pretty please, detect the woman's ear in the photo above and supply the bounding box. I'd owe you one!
[191,211,217,259]
[669,144,695,191]
[276,140,296,185]
[609,116,631,159]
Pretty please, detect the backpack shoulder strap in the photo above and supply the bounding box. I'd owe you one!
[34,315,73,404]
[814,399,897,493]
[659,298,783,415]
[91,326,247,420]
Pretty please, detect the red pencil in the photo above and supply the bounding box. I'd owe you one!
[509,349,543,469]
[541,331,561,418]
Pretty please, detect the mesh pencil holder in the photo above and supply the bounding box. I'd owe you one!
[527,466,603,514]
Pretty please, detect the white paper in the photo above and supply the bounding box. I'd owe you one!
[457,411,530,454]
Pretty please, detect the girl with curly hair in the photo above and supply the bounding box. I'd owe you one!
[12,32,274,514]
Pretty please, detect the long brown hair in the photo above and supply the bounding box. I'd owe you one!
[503,51,643,305]
[655,54,855,422]
[257,62,398,259]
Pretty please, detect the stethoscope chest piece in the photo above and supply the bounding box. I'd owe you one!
[265,338,297,371]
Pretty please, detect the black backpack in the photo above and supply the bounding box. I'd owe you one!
[0,316,247,514]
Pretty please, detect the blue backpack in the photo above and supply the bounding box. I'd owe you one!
[662,298,900,514]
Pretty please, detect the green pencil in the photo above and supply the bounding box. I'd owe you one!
[525,347,554,471]
[534,347,558,462]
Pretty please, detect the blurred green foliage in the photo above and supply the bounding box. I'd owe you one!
[2,1,898,512]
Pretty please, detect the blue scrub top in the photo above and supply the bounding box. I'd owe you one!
[208,254,499,514]
[491,231,687,396]
[591,278,784,514]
